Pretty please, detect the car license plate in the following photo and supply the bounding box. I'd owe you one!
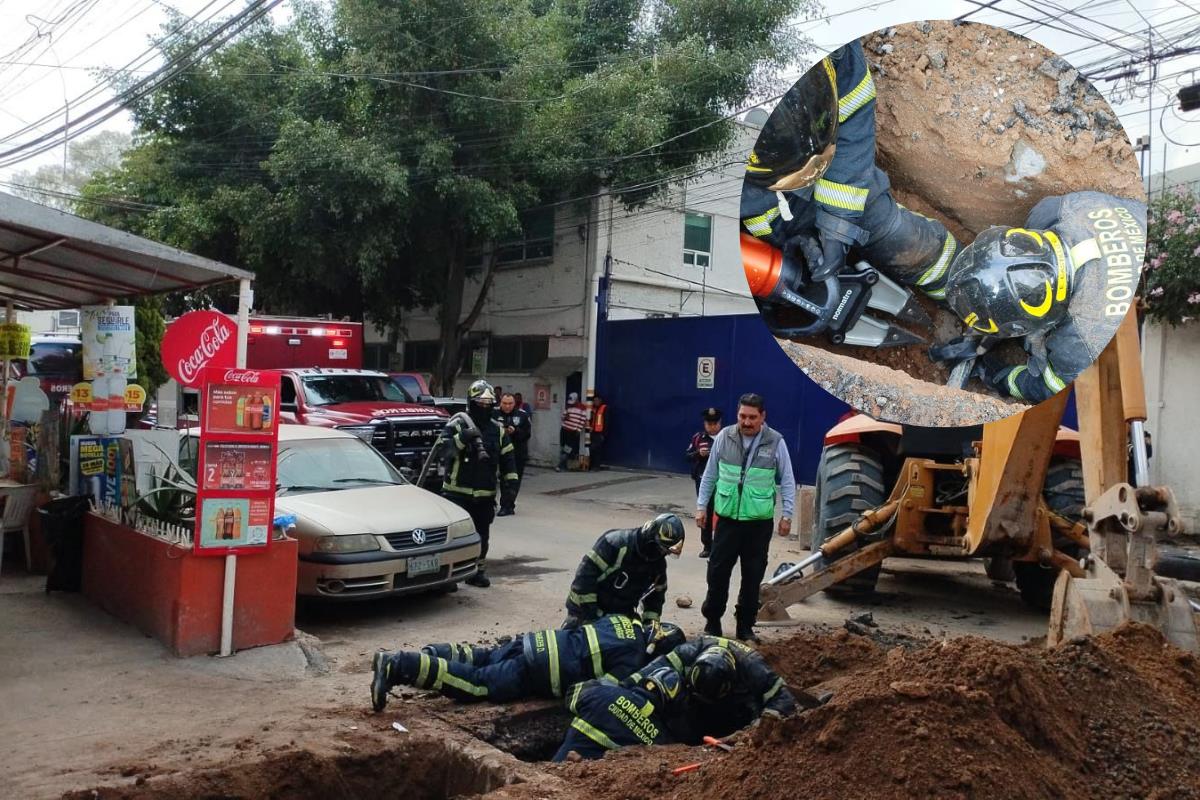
[407,553,441,576]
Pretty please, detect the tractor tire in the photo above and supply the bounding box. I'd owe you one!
[1014,459,1086,611]
[815,443,887,596]
[1156,545,1200,583]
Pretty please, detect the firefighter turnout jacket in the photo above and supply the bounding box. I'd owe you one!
[565,528,668,624]
[553,679,675,761]
[441,415,519,503]
[628,635,796,741]
[740,41,957,300]
[398,614,651,703]
[983,192,1147,402]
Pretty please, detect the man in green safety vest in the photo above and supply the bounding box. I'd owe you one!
[695,393,795,643]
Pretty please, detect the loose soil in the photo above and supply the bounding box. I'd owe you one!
[774,20,1144,427]
[69,623,1200,800]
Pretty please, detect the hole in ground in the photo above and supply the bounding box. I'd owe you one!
[66,739,515,800]
[474,703,574,762]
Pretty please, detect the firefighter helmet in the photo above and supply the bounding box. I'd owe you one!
[641,664,683,706]
[639,513,685,558]
[745,57,839,191]
[647,621,686,657]
[467,379,496,408]
[688,645,737,703]
[944,226,1073,339]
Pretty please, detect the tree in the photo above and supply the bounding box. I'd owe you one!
[81,0,816,391]
[1143,187,1200,326]
[9,131,131,210]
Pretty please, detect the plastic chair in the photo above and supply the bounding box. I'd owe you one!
[0,485,38,576]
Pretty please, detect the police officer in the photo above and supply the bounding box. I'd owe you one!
[493,392,531,516]
[552,666,683,761]
[935,191,1147,402]
[741,40,958,311]
[686,408,723,558]
[441,379,519,588]
[563,513,685,629]
[369,615,685,711]
[626,635,798,742]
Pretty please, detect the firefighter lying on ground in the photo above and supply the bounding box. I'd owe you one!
[624,635,799,743]
[369,614,685,712]
[562,513,685,629]
[741,40,958,311]
[552,665,683,762]
[933,191,1147,402]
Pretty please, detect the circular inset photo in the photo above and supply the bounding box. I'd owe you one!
[740,20,1146,427]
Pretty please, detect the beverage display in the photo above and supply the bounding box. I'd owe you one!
[89,360,109,435]
[107,358,128,434]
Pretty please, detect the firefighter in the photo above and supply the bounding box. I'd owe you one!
[552,666,683,761]
[441,379,519,588]
[625,635,798,742]
[562,513,685,629]
[369,615,686,711]
[741,40,958,308]
[934,191,1147,402]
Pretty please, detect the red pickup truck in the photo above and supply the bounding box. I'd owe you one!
[276,368,449,479]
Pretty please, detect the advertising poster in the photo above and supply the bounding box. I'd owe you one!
[81,305,137,380]
[70,435,136,510]
[193,367,280,557]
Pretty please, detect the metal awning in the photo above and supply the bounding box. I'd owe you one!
[0,191,254,310]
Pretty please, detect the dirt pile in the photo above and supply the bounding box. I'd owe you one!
[555,624,1200,800]
[781,20,1145,426]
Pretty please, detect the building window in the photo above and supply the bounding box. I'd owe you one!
[683,212,712,268]
[488,336,550,372]
[403,341,440,372]
[363,343,393,371]
[468,208,555,268]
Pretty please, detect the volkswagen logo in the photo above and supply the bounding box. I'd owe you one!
[411,528,427,545]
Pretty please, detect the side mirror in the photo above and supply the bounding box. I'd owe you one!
[418,394,435,404]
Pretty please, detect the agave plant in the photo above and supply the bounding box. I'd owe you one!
[134,462,197,527]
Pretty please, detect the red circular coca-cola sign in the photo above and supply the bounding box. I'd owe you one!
[162,310,237,387]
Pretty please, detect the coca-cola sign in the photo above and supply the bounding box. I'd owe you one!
[162,310,238,387]
[222,369,262,384]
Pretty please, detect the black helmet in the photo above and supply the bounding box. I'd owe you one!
[944,226,1073,339]
[467,379,496,408]
[688,645,737,703]
[638,513,685,558]
[745,57,839,191]
[641,664,683,706]
[647,621,686,657]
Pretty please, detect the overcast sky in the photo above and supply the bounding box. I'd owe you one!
[0,0,1196,186]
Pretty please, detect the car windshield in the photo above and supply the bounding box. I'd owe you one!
[300,375,409,406]
[21,341,82,378]
[276,437,405,493]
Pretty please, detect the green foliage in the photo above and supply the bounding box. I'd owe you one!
[134,297,169,400]
[79,0,816,378]
[135,463,197,527]
[1143,188,1200,326]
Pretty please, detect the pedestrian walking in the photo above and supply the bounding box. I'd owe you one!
[695,393,795,643]
[557,392,588,471]
[685,407,723,558]
[494,392,531,516]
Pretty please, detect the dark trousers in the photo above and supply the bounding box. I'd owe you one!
[446,493,495,561]
[391,640,532,703]
[588,433,605,469]
[693,476,714,549]
[502,449,528,512]
[702,516,774,628]
[558,429,581,468]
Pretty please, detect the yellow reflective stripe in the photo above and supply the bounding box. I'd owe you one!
[1069,238,1100,275]
[570,717,619,751]
[639,700,656,717]
[598,546,627,582]
[569,682,583,713]
[443,483,497,498]
[1044,229,1069,301]
[1005,228,1044,246]
[417,653,431,687]
[763,677,785,703]
[743,206,780,237]
[838,70,876,123]
[1006,366,1027,400]
[441,670,489,697]
[585,550,609,571]
[666,651,684,671]
[917,234,957,287]
[814,179,868,211]
[501,443,515,454]
[584,625,604,678]
[548,630,562,697]
[1043,364,1066,393]
[821,57,836,93]
[1019,281,1054,318]
[568,590,598,604]
[503,472,519,480]
[924,287,946,299]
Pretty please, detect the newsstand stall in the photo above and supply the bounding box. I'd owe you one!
[0,191,296,657]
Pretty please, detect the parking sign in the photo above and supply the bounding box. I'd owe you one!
[697,357,715,389]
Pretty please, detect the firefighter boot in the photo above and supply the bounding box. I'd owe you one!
[371,650,421,712]
[701,601,723,637]
[465,559,491,588]
[735,606,761,645]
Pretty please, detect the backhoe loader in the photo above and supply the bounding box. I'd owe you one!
[759,310,1199,652]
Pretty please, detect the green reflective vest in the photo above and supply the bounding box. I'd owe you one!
[713,425,782,521]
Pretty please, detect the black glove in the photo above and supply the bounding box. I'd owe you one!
[810,229,848,282]
[782,234,824,285]
[460,428,481,446]
[973,354,1008,388]
[929,335,984,364]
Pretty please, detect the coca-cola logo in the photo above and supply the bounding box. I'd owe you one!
[162,311,238,387]
[222,369,261,384]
